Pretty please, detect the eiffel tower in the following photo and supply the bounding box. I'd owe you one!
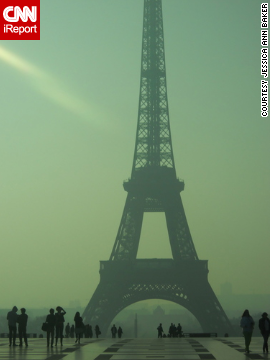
[83,0,233,335]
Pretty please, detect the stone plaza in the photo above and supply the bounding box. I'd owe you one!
[0,337,267,360]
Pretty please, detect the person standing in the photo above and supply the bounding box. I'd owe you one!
[169,323,174,338]
[55,306,66,346]
[70,324,75,338]
[7,306,18,346]
[89,325,93,338]
[46,308,56,348]
[17,308,28,347]
[84,324,90,338]
[74,312,84,344]
[157,323,163,338]
[111,324,117,338]
[117,326,123,338]
[259,312,270,353]
[240,309,255,353]
[176,323,183,337]
[95,325,101,338]
[65,323,70,338]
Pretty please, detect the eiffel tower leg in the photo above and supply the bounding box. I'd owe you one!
[164,193,198,260]
[182,277,233,334]
[164,193,233,334]
[110,193,145,261]
[83,264,143,333]
[83,280,123,333]
[83,193,145,328]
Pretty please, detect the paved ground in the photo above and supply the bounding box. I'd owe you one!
[0,337,268,360]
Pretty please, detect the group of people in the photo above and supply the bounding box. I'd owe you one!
[8,305,270,353]
[45,306,67,347]
[241,310,270,354]
[6,306,102,348]
[44,308,102,347]
[155,310,270,355]
[111,324,123,338]
[157,323,183,338]
[7,306,28,347]
[64,322,97,339]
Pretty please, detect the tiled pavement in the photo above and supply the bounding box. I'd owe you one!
[0,337,268,360]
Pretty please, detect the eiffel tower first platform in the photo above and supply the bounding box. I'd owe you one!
[83,0,233,336]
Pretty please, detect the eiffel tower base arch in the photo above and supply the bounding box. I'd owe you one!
[83,259,234,336]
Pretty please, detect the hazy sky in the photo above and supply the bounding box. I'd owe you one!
[0,0,269,311]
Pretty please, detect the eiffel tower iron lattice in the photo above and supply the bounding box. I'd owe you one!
[83,0,233,335]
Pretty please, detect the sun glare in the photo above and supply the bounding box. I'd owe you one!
[0,45,107,128]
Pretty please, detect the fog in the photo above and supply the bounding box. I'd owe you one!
[0,0,269,321]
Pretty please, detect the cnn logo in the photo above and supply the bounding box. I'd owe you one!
[3,6,37,22]
[0,1,40,40]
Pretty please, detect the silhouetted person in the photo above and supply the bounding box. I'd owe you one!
[46,308,56,347]
[17,308,28,347]
[70,324,75,338]
[173,324,177,337]
[176,323,182,337]
[117,326,123,338]
[169,323,175,338]
[65,323,70,338]
[240,309,254,353]
[89,325,93,338]
[7,306,18,346]
[111,324,117,338]
[95,325,100,338]
[157,323,163,338]
[259,312,270,353]
[74,312,84,344]
[84,324,90,338]
[55,306,66,346]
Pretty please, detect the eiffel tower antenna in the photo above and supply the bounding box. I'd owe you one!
[83,0,233,335]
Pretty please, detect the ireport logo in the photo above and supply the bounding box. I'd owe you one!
[0,1,40,40]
